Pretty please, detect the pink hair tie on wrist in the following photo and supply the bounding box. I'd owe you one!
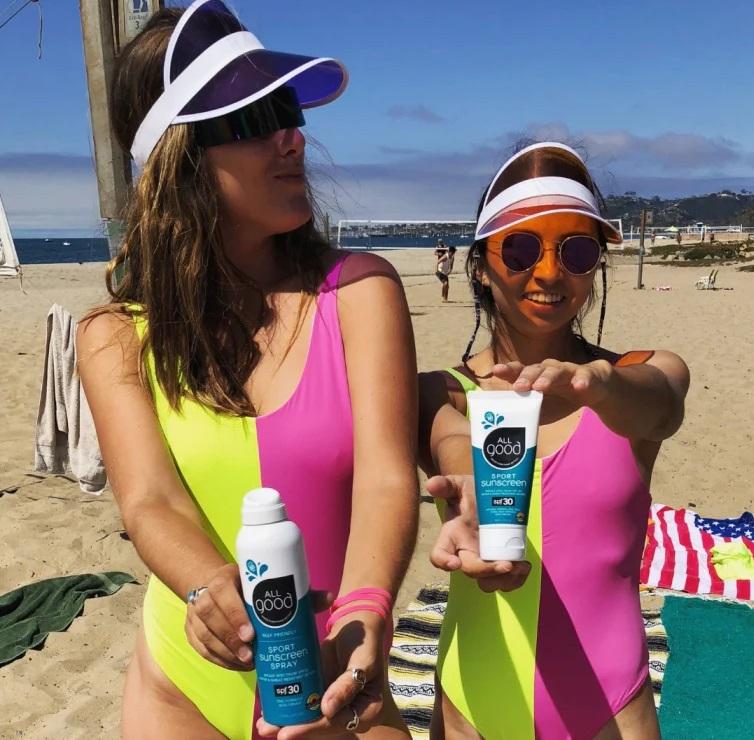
[325,604,388,634]
[331,587,392,612]
[325,587,393,634]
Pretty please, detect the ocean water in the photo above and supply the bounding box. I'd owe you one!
[15,238,110,265]
[12,235,471,265]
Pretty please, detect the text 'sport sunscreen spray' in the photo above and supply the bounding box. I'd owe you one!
[236,488,324,725]
[468,391,543,561]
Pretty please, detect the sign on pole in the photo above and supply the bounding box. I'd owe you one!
[119,0,161,47]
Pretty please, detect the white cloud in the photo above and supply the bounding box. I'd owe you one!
[7,125,754,231]
[499,124,743,173]
[310,124,754,219]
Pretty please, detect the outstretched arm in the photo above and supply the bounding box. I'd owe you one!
[77,312,255,671]
[338,254,419,604]
[493,350,690,442]
[260,254,419,738]
[418,370,471,477]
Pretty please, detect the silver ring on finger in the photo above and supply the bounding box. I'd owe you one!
[345,706,360,732]
[350,667,367,691]
[187,586,208,605]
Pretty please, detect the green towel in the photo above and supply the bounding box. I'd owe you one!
[659,595,754,739]
[0,572,138,666]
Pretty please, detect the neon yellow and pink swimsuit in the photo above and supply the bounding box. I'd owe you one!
[134,258,353,739]
[438,368,651,740]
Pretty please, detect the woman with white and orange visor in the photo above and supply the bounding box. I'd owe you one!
[419,142,689,739]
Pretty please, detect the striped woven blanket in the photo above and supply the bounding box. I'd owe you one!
[388,584,668,738]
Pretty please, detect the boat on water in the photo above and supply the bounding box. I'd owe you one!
[63,241,71,246]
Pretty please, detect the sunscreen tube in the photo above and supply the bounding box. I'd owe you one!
[236,488,324,725]
[468,390,543,561]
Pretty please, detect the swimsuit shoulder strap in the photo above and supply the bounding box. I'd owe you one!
[441,367,480,419]
[614,350,655,367]
[319,251,348,295]
[296,252,350,395]
[443,367,480,395]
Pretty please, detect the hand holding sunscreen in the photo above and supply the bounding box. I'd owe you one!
[468,391,543,561]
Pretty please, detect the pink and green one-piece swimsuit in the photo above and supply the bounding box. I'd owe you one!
[438,368,652,740]
[135,257,354,739]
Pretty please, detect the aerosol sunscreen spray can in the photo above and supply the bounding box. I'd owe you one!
[236,488,324,725]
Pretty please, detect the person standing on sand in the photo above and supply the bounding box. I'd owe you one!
[436,245,456,302]
[76,3,417,739]
[418,142,689,739]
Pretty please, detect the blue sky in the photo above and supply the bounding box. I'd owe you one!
[2,0,754,234]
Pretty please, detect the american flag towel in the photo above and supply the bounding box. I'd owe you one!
[641,504,754,600]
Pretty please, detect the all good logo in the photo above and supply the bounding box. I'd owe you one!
[482,427,525,469]
[252,575,297,627]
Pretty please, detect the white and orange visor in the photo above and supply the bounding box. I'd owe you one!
[474,142,622,244]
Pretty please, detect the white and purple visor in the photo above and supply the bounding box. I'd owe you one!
[130,0,348,167]
[474,142,622,244]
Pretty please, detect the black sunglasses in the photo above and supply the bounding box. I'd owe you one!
[495,232,604,275]
[194,86,305,148]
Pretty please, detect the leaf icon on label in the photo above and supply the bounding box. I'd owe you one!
[246,559,261,582]
[484,411,496,424]
[259,564,269,577]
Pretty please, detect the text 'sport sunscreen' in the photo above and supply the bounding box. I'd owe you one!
[468,391,543,561]
[236,488,324,726]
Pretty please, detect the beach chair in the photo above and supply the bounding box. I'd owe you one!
[695,269,717,290]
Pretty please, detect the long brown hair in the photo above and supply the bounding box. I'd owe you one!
[89,9,328,416]
[462,141,610,361]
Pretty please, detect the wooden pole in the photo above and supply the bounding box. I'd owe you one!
[79,0,131,258]
[79,2,163,258]
[636,209,647,290]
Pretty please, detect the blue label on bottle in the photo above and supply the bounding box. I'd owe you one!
[246,586,323,726]
[472,431,536,526]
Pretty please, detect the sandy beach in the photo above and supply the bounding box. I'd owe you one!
[1,253,752,737]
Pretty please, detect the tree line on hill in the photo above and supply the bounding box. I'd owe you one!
[605,191,754,229]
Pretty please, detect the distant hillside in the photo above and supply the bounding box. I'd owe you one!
[605,191,754,228]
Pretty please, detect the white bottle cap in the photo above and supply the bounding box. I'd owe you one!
[479,527,527,562]
[242,488,288,526]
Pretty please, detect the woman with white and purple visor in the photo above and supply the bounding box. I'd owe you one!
[78,2,418,738]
